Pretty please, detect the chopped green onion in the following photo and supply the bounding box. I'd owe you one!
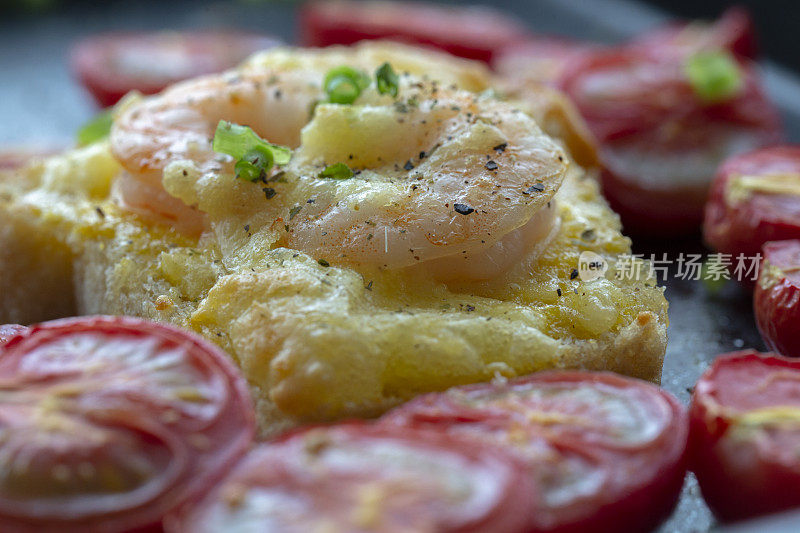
[212,121,291,181]
[77,109,113,146]
[684,50,743,103]
[324,66,370,105]
[375,62,399,97]
[318,163,353,180]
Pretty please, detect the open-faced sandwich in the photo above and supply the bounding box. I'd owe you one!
[0,41,667,436]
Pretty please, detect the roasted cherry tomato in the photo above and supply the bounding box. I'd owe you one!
[0,325,26,346]
[0,316,255,532]
[690,350,800,521]
[166,423,534,533]
[705,146,800,260]
[299,0,529,62]
[755,240,800,356]
[382,371,688,533]
[70,31,282,107]
[558,22,780,236]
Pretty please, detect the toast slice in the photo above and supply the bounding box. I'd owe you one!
[0,44,667,437]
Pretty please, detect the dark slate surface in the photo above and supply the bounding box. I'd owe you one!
[3,1,800,531]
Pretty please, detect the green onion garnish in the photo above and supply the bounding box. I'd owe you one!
[77,109,113,146]
[684,50,743,103]
[375,62,399,97]
[212,120,292,182]
[324,66,370,105]
[318,163,354,180]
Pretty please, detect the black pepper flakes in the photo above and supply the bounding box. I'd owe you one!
[493,143,507,153]
[522,183,546,195]
[485,160,498,171]
[464,304,475,312]
[404,160,415,171]
[95,207,105,218]
[454,203,474,215]
[557,288,562,297]
[318,259,330,267]
[263,187,276,199]
[365,280,373,291]
[570,269,579,280]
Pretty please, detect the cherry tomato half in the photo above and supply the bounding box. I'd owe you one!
[0,316,255,532]
[690,350,800,521]
[0,325,26,347]
[705,146,800,259]
[558,18,780,236]
[755,240,800,356]
[166,423,534,533]
[299,0,530,63]
[70,31,282,107]
[382,371,688,533]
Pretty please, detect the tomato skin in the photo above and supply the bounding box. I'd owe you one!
[0,316,255,533]
[299,0,529,62]
[754,241,800,356]
[166,423,534,533]
[704,146,800,261]
[0,325,26,347]
[70,32,282,107]
[381,371,688,533]
[690,350,800,521]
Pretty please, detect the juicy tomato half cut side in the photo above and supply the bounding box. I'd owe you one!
[70,31,282,107]
[166,423,534,533]
[0,316,255,532]
[558,19,781,236]
[0,325,26,347]
[381,371,688,533]
[704,146,800,259]
[690,350,800,521]
[299,0,530,62]
[755,240,800,356]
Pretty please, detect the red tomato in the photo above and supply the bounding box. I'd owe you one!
[705,146,800,259]
[755,240,800,356]
[0,325,26,346]
[559,45,781,236]
[690,350,800,521]
[70,32,282,107]
[166,423,534,533]
[0,316,255,532]
[382,371,688,533]
[299,0,530,62]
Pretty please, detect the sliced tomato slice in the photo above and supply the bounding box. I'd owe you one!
[755,240,800,356]
[299,0,529,62]
[0,316,255,532]
[0,325,26,347]
[558,42,780,236]
[166,423,533,533]
[70,31,282,107]
[381,371,688,533]
[704,146,800,259]
[690,350,800,521]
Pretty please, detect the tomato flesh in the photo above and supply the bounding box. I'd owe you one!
[299,0,529,62]
[166,423,533,533]
[71,32,282,107]
[690,350,800,521]
[382,371,688,533]
[0,316,255,532]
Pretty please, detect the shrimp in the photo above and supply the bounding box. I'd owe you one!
[110,44,568,282]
